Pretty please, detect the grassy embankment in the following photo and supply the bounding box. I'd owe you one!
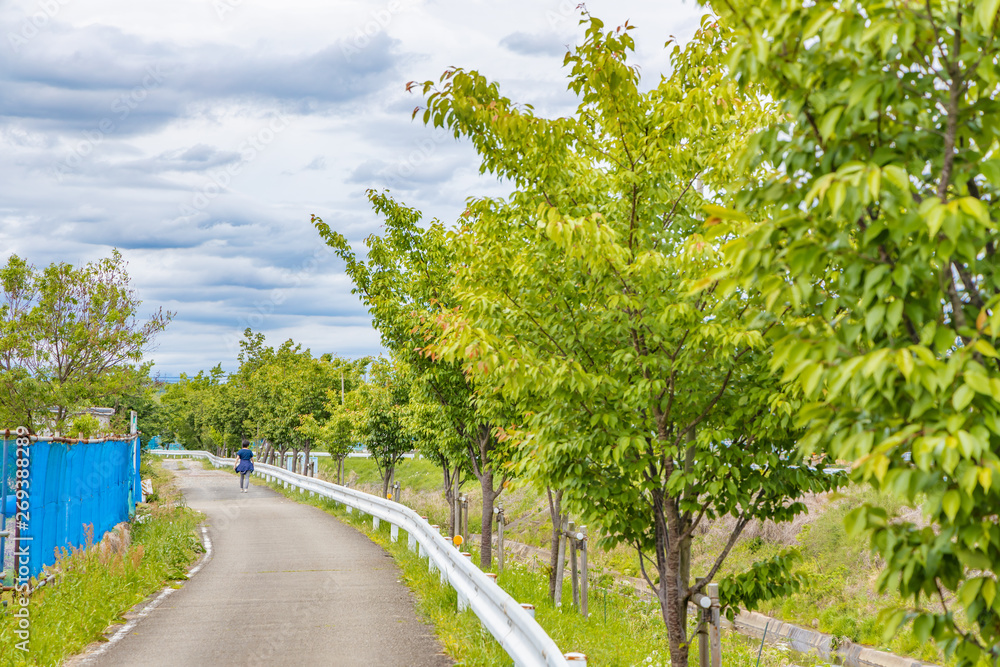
[319,456,955,665]
[258,467,826,666]
[0,457,204,667]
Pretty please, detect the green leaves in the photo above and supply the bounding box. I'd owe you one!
[718,0,1000,660]
[0,251,172,432]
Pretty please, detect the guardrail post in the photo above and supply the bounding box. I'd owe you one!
[407,530,416,552]
[373,516,380,530]
[569,520,579,609]
[390,523,398,542]
[426,526,439,569]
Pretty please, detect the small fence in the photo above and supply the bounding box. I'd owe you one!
[151,449,572,667]
[2,428,141,582]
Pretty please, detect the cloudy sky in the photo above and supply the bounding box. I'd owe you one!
[1,0,708,378]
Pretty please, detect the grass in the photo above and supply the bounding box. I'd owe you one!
[255,469,830,666]
[692,485,950,665]
[0,457,204,667]
[316,457,967,664]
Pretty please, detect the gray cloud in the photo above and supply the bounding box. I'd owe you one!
[499,31,569,57]
[0,0,706,375]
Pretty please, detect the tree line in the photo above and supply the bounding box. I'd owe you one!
[310,4,1000,666]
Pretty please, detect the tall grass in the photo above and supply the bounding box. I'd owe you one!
[0,459,203,667]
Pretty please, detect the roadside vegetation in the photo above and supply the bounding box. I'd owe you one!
[0,458,203,667]
[256,470,828,666]
[318,456,947,664]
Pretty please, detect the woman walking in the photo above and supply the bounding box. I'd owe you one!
[235,439,254,493]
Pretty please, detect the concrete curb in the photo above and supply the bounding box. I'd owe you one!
[732,611,937,667]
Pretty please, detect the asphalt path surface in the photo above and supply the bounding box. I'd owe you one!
[82,459,452,667]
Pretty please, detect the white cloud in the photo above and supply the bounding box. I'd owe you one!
[0,0,709,375]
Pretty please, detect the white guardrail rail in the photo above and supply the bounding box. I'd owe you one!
[149,449,570,667]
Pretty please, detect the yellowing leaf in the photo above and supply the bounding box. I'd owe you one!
[819,107,843,140]
[703,203,750,222]
[942,489,961,521]
[925,203,946,237]
[974,339,999,358]
[883,165,909,190]
[958,196,990,224]
[897,349,914,381]
[964,371,993,395]
[953,384,975,411]
[979,466,994,493]
[976,0,1000,32]
[867,167,881,200]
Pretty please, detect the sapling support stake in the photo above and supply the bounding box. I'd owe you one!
[569,520,579,608]
[579,526,588,618]
[554,515,568,606]
[755,620,770,667]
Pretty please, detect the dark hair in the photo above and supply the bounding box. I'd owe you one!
[241,438,250,447]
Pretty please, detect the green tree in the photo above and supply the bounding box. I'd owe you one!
[160,368,224,450]
[297,356,369,484]
[414,16,840,667]
[714,0,1000,662]
[0,251,172,432]
[239,336,339,472]
[339,357,416,498]
[314,193,516,567]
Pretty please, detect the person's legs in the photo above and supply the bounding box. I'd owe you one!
[240,471,249,490]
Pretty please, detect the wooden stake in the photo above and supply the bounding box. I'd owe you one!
[554,516,568,607]
[580,526,588,618]
[569,520,579,608]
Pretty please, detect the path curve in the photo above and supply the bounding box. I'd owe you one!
[83,459,452,667]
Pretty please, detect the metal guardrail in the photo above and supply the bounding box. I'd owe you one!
[149,449,569,667]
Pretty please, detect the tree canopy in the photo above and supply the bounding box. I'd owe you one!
[713,0,1000,662]
[0,250,171,432]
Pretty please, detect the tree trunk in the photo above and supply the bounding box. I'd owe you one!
[302,440,312,476]
[279,446,288,470]
[443,463,456,537]
[382,466,393,499]
[652,489,692,667]
[479,470,496,569]
[547,488,566,601]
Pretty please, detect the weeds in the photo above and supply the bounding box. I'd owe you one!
[0,458,203,667]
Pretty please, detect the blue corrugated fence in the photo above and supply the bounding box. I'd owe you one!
[1,433,141,580]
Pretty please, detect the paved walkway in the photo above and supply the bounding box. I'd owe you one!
[82,459,452,667]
